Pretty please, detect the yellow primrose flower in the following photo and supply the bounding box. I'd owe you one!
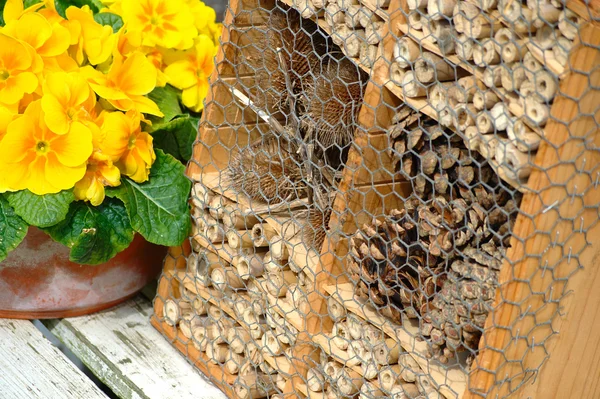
[107,110,155,183]
[115,27,143,58]
[100,0,123,15]
[36,5,85,65]
[41,71,97,135]
[83,52,163,116]
[184,0,216,33]
[74,152,121,206]
[209,22,223,45]
[144,48,168,87]
[0,101,93,195]
[3,12,71,59]
[66,5,116,66]
[121,0,197,50]
[0,33,39,105]
[164,34,215,112]
[40,53,80,75]
[95,111,132,161]
[0,104,17,140]
[2,0,44,23]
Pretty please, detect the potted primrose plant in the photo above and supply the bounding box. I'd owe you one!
[0,0,220,318]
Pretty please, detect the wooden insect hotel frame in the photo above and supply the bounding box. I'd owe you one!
[151,0,600,397]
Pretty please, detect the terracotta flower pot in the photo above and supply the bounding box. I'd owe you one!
[0,227,167,319]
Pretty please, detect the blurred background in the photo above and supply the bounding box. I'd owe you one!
[206,0,227,22]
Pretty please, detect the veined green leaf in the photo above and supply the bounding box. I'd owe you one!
[147,85,183,127]
[150,116,198,163]
[45,198,134,265]
[107,149,191,246]
[6,189,74,228]
[54,0,102,18]
[0,195,29,262]
[93,12,123,32]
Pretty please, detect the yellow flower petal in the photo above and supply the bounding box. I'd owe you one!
[181,80,208,113]
[41,94,70,135]
[27,155,61,195]
[0,72,38,105]
[116,53,157,96]
[0,116,37,163]
[3,0,23,24]
[45,72,71,105]
[0,105,16,140]
[127,95,163,117]
[74,173,93,201]
[44,151,87,192]
[50,122,93,167]
[133,132,154,165]
[66,6,116,66]
[119,151,140,180]
[89,82,129,102]
[87,178,106,206]
[38,23,71,58]
[67,72,91,106]
[98,111,130,161]
[0,33,32,71]
[3,13,53,50]
[122,0,197,50]
[42,72,96,135]
[100,163,121,186]
[164,59,197,90]
[2,152,35,191]
[42,53,80,74]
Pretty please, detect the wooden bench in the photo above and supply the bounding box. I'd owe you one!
[0,292,227,399]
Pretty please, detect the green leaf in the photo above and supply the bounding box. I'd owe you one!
[45,198,134,265]
[147,85,183,127]
[0,0,7,26]
[6,190,75,228]
[93,12,123,32]
[150,116,198,163]
[106,149,191,246]
[0,195,29,262]
[24,0,42,8]
[54,0,102,18]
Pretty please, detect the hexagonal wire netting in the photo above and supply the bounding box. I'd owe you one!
[152,0,600,398]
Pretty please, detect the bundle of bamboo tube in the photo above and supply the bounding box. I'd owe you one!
[291,0,389,68]
[184,180,322,397]
[164,292,292,399]
[389,0,579,191]
[300,296,444,397]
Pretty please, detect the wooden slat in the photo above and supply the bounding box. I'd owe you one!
[45,297,226,399]
[566,0,600,20]
[0,319,109,399]
[187,0,273,177]
[465,22,600,399]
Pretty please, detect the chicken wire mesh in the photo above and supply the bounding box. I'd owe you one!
[151,0,600,398]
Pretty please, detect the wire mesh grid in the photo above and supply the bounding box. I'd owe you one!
[151,0,600,398]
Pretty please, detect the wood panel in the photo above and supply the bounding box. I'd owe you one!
[0,320,109,399]
[188,0,273,177]
[464,22,600,399]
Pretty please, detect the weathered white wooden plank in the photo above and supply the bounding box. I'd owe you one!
[0,319,109,399]
[45,296,226,399]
